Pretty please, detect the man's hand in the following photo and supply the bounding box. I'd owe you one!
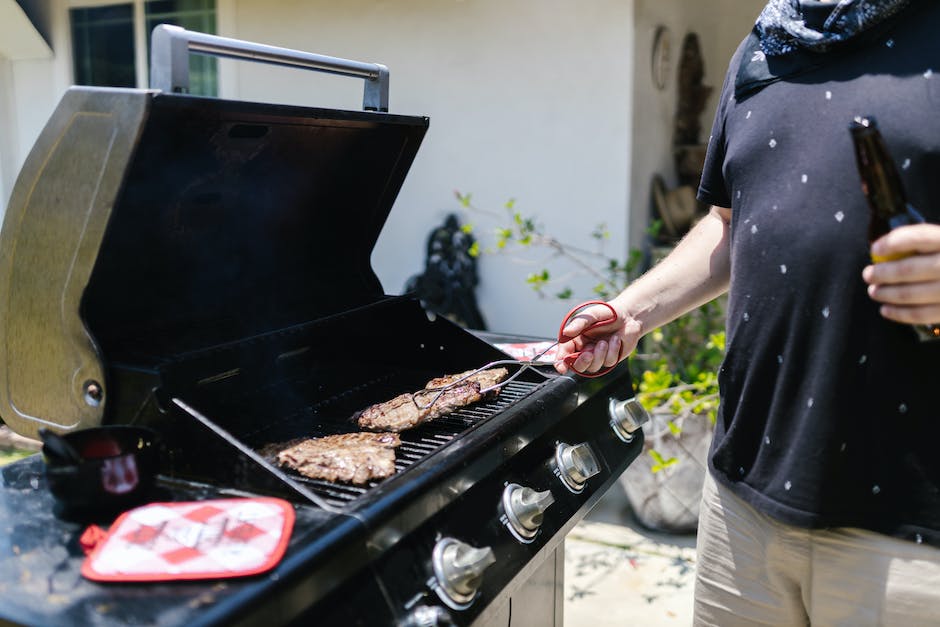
[553,302,642,375]
[552,205,732,376]
[863,223,940,325]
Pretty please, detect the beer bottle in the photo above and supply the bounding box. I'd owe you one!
[849,115,940,341]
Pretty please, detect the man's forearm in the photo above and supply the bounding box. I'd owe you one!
[612,205,732,336]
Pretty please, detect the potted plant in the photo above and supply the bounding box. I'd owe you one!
[455,192,725,533]
[620,299,724,533]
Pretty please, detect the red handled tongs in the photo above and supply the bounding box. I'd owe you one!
[415,300,619,410]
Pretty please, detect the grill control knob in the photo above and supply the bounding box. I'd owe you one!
[555,442,600,492]
[502,483,555,540]
[398,605,455,627]
[432,538,497,607]
[609,396,650,443]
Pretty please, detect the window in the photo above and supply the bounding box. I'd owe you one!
[71,5,136,88]
[70,0,218,96]
[144,0,217,95]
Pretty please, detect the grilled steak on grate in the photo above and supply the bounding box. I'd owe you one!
[357,385,477,432]
[357,367,510,432]
[425,367,509,390]
[276,432,402,485]
[356,392,431,432]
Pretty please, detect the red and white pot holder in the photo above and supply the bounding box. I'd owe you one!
[81,497,294,582]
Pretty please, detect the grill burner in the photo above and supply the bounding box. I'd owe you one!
[0,26,648,627]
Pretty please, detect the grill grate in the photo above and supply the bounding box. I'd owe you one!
[270,379,542,506]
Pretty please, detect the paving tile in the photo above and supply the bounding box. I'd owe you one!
[565,486,698,627]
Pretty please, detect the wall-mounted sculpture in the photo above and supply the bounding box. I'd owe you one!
[653,32,713,243]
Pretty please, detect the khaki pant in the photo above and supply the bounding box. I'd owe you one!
[694,472,940,626]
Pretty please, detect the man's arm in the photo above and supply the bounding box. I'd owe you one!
[555,205,732,375]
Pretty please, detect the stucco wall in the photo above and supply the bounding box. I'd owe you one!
[629,0,763,255]
[0,0,763,338]
[217,0,637,337]
[0,59,11,205]
[0,0,72,209]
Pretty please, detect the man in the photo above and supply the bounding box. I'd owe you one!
[554,1,940,624]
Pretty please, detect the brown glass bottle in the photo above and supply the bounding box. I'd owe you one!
[849,115,940,341]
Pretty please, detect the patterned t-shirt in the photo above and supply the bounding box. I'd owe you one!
[698,0,940,546]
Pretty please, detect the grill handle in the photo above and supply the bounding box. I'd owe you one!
[150,24,390,112]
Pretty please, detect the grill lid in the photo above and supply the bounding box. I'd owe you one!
[84,92,428,354]
[0,85,427,438]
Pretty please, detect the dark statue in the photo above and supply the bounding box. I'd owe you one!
[405,214,487,330]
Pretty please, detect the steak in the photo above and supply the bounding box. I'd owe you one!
[425,367,510,391]
[276,432,401,485]
[356,392,429,433]
[356,384,481,432]
[417,381,485,420]
[357,367,511,432]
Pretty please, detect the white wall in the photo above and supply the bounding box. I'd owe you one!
[218,0,636,337]
[0,0,763,339]
[0,58,12,206]
[0,0,72,211]
[629,0,763,252]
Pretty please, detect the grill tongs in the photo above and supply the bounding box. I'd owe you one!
[415,301,619,410]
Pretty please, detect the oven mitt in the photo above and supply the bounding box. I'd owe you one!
[81,497,294,582]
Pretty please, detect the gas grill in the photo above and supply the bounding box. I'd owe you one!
[0,26,647,627]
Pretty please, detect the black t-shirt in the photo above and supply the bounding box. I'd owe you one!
[698,1,940,546]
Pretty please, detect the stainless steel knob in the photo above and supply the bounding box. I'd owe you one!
[398,605,455,627]
[431,538,497,607]
[609,396,650,442]
[502,483,555,540]
[555,442,600,492]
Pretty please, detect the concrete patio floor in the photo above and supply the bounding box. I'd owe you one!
[564,487,698,626]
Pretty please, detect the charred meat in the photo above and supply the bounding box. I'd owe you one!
[357,367,510,432]
[425,367,510,391]
[357,391,432,433]
[277,432,401,485]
